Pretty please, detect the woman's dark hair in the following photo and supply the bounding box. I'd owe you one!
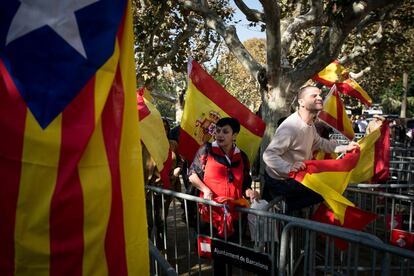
[216,117,240,133]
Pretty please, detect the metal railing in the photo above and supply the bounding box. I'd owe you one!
[145,185,414,275]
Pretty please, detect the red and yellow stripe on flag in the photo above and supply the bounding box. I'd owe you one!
[178,59,266,163]
[350,121,390,183]
[318,86,355,141]
[0,1,148,275]
[290,150,360,224]
[336,78,372,107]
[290,150,377,249]
[137,87,172,189]
[312,60,348,87]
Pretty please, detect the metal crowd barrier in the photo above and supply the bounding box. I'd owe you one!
[149,240,178,276]
[145,185,414,275]
[345,187,414,241]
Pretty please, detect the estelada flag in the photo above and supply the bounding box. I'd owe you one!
[318,85,355,140]
[350,121,390,183]
[137,87,172,189]
[0,1,148,275]
[312,60,348,87]
[336,78,373,107]
[178,59,266,163]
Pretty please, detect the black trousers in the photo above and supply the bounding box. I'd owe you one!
[262,172,323,212]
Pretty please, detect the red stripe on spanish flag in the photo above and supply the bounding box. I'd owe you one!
[178,59,265,163]
[350,122,390,183]
[312,203,377,250]
[137,87,172,189]
[336,78,372,107]
[318,86,354,140]
[290,150,377,249]
[290,150,359,224]
[0,60,27,275]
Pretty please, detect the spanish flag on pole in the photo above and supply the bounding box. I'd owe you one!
[313,61,372,107]
[0,1,148,275]
[290,150,377,249]
[178,59,266,163]
[318,85,355,141]
[137,87,172,189]
[350,121,390,183]
[336,78,373,107]
[313,60,348,87]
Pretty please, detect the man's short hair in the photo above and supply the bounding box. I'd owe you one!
[297,85,320,100]
[216,117,240,133]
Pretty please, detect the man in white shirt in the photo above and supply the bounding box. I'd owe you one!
[262,86,359,211]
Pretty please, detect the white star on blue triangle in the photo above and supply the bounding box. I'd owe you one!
[0,0,126,128]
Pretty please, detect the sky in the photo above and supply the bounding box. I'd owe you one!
[232,1,266,42]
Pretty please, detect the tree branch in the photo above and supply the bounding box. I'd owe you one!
[349,66,371,79]
[281,0,325,61]
[155,16,197,65]
[180,0,264,82]
[234,0,264,22]
[288,0,403,91]
[259,0,281,91]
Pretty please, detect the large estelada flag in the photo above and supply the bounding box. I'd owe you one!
[350,121,390,183]
[318,85,355,141]
[313,61,372,107]
[178,59,266,163]
[137,87,172,189]
[0,1,148,275]
[289,150,377,249]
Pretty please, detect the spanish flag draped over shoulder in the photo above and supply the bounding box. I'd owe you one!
[0,1,148,275]
[137,87,172,189]
[318,85,355,141]
[350,121,390,183]
[289,150,377,249]
[178,59,266,163]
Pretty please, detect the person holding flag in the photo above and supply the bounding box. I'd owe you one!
[262,86,359,212]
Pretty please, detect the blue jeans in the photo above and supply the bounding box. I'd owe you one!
[263,172,323,212]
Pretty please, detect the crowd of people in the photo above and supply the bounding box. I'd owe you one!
[144,85,414,273]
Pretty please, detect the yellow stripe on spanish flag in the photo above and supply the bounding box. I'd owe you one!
[350,122,390,183]
[313,60,348,87]
[318,86,354,141]
[178,60,265,163]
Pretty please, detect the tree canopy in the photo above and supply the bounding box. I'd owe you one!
[133,0,413,136]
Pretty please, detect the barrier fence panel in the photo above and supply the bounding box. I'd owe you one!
[345,187,414,242]
[145,185,414,276]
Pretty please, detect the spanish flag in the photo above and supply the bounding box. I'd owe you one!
[290,151,377,249]
[312,60,348,87]
[313,61,372,107]
[0,1,148,275]
[350,121,390,183]
[178,59,265,163]
[318,86,355,141]
[336,78,373,107]
[137,87,172,189]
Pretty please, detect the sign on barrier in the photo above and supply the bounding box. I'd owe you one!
[211,238,271,275]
